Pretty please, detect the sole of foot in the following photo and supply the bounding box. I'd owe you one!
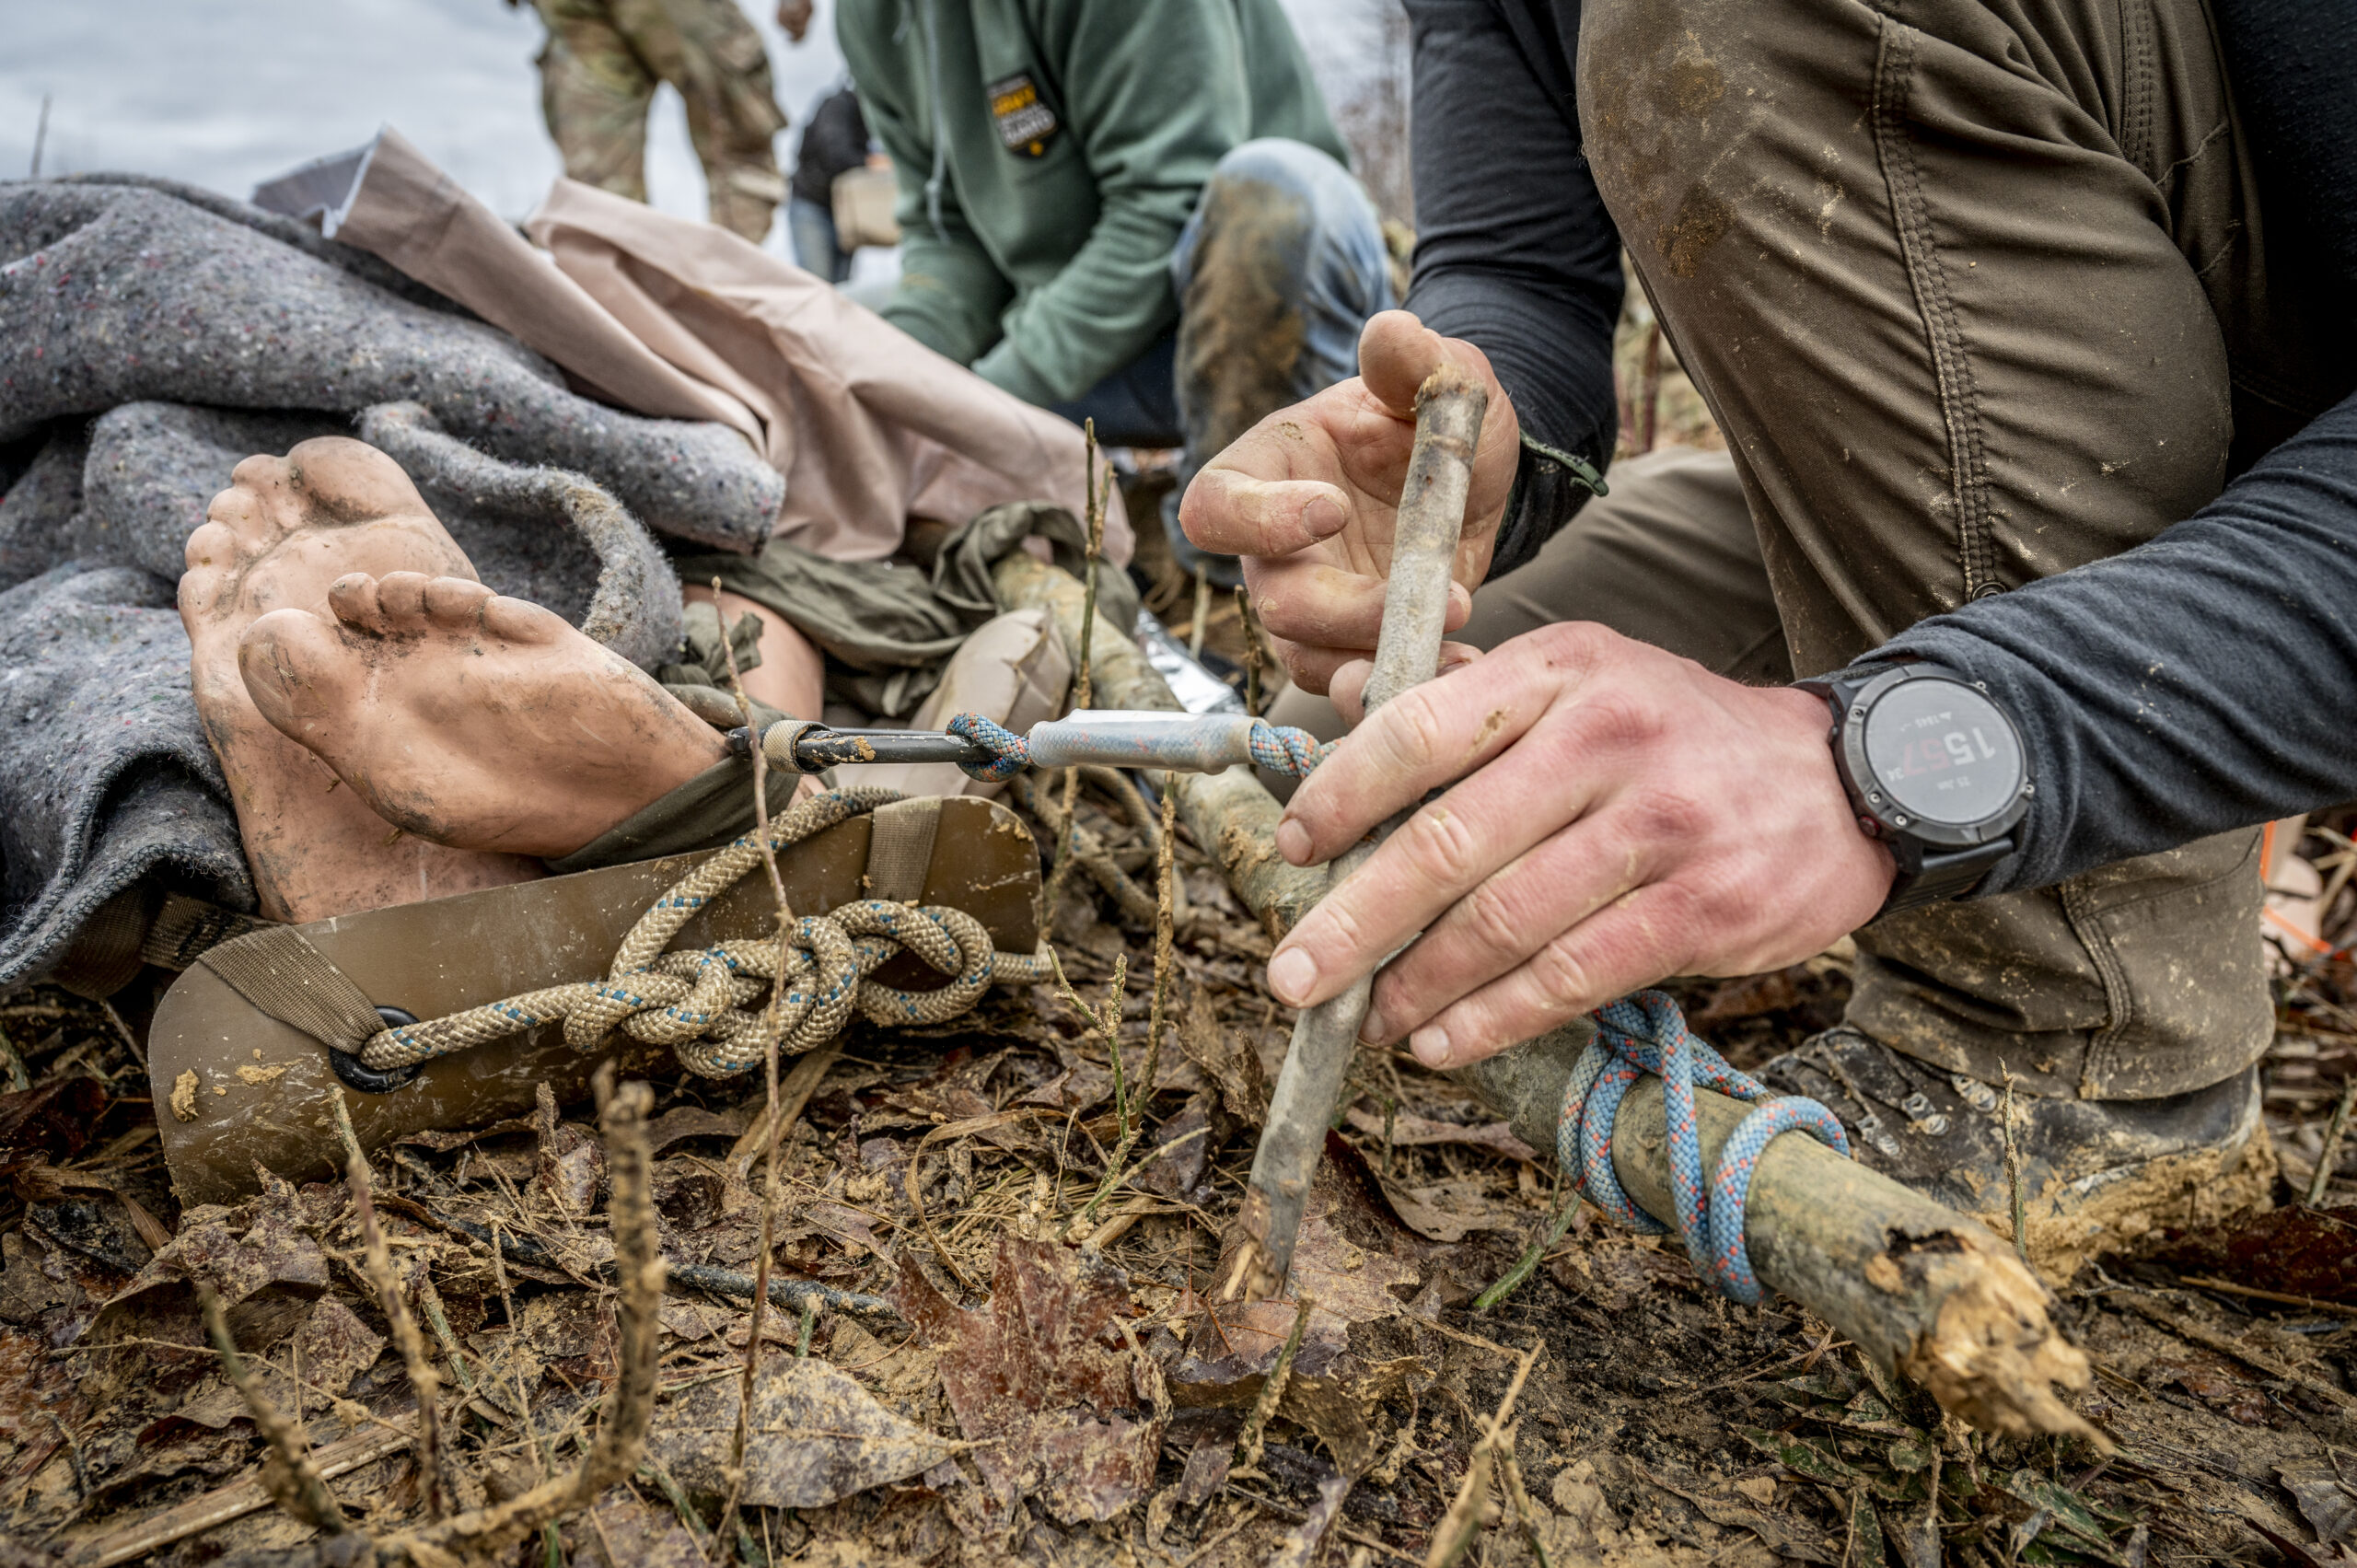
[180,438,544,922]
[239,569,727,858]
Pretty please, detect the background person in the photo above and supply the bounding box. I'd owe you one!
[836,0,1395,585]
[787,83,871,283]
[526,0,789,242]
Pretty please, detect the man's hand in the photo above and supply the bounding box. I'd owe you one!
[776,0,813,41]
[1262,624,1897,1068]
[1178,310,1523,693]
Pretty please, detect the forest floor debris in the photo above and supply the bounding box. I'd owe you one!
[6,787,2357,1565]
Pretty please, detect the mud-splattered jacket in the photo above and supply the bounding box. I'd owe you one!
[838,0,1348,406]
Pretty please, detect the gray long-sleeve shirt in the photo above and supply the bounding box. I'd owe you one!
[1403,0,2357,897]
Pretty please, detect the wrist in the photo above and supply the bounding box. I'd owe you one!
[1794,664,2033,916]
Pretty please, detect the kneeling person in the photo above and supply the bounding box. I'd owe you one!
[837,0,1394,583]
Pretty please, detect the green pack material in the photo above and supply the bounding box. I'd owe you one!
[672,497,1139,719]
[839,0,1349,406]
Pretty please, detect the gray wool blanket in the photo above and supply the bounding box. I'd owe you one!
[0,175,789,991]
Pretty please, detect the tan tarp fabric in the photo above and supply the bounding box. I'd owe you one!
[316,127,1129,566]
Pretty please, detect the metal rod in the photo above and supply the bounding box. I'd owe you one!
[1232,365,1489,1302]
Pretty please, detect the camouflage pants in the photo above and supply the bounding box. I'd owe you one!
[533,0,787,242]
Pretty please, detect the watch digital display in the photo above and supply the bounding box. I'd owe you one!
[1862,679,2024,827]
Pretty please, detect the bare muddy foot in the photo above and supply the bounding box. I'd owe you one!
[239,571,728,858]
[180,438,544,923]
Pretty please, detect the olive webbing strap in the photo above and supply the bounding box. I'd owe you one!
[195,924,386,1056]
[864,796,943,903]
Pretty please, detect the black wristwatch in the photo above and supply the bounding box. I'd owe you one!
[1794,664,2034,917]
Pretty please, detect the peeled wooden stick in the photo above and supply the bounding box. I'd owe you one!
[1453,1026,2104,1443]
[1232,366,1488,1301]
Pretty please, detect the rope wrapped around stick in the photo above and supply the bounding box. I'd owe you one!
[354,790,1051,1080]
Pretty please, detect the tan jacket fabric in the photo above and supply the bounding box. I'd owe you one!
[316,128,1128,565]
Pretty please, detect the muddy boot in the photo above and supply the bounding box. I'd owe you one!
[1759,1028,2275,1282]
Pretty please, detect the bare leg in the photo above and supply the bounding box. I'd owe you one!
[180,439,543,923]
[239,572,728,858]
[680,585,827,721]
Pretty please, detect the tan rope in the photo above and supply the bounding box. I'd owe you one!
[357,789,1052,1081]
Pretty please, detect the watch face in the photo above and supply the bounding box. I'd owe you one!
[1862,679,2024,827]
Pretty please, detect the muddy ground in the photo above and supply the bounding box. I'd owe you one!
[5,287,2354,1567]
[1,769,2355,1568]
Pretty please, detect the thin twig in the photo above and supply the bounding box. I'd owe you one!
[1233,1293,1313,1478]
[1141,786,1178,1103]
[2309,1077,2357,1206]
[197,1289,351,1537]
[331,1088,447,1521]
[2001,1064,2031,1272]
[1422,1344,1542,1568]
[379,1071,668,1560]
[1187,563,1211,661]
[716,592,799,1563]
[1235,587,1266,717]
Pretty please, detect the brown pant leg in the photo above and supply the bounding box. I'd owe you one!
[1262,445,1784,791]
[1577,0,2270,1098]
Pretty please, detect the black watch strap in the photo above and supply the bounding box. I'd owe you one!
[1883,838,2012,916]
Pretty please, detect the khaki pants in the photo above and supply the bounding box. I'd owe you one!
[1573,0,2357,1099]
[534,0,788,243]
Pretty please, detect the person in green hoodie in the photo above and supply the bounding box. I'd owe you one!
[837,0,1395,584]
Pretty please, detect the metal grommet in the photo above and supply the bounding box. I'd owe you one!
[327,1006,424,1095]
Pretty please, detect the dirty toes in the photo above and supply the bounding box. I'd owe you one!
[238,605,363,741]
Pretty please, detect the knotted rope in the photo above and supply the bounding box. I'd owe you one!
[944,712,1336,783]
[354,789,1051,1081]
[1559,990,1851,1303]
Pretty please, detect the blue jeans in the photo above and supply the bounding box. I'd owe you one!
[1048,138,1395,582]
[788,193,853,284]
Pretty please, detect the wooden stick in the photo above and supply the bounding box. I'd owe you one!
[1452,1025,2105,1444]
[1233,366,1488,1301]
[79,1422,412,1568]
[2307,1077,2357,1206]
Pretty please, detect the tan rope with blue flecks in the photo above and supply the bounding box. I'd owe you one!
[354,789,1052,1080]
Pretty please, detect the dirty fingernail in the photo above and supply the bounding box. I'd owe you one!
[1410,1024,1452,1068]
[1357,1005,1388,1045]
[1268,947,1318,1005]
[1276,819,1311,864]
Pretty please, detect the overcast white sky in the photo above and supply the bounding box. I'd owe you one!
[0,0,1405,250]
[0,0,852,244]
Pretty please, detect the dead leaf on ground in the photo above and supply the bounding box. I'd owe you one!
[1383,1178,1519,1244]
[649,1355,955,1507]
[2144,1354,2270,1425]
[563,1484,706,1568]
[1174,1150,1422,1471]
[533,1082,601,1218]
[894,1235,1163,1522]
[175,1295,384,1428]
[1343,1104,1539,1163]
[2279,1457,2357,1547]
[1632,1458,1840,1563]
[642,1102,751,1153]
[1178,985,1268,1123]
[2151,1204,2357,1304]
[90,1174,337,1370]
